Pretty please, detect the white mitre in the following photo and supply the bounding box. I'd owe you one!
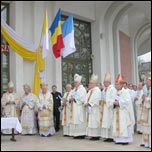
[8,81,14,88]
[90,74,98,83]
[74,74,82,83]
[104,72,111,82]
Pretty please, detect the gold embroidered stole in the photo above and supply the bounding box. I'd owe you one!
[116,106,120,137]
[70,88,77,124]
[87,90,93,127]
[39,93,50,131]
[100,88,107,128]
[140,91,150,124]
[116,93,120,137]
[64,92,69,125]
[140,89,150,140]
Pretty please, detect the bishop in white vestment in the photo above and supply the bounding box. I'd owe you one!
[1,81,20,134]
[69,74,87,139]
[85,74,101,140]
[113,74,135,145]
[134,82,144,133]
[20,84,38,135]
[100,73,117,142]
[140,73,151,149]
[36,83,55,137]
[61,84,72,136]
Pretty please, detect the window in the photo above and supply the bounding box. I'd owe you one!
[1,3,9,95]
[61,16,93,92]
[138,52,151,82]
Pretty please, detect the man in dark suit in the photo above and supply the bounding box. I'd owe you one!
[51,85,62,132]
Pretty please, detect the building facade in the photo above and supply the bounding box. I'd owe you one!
[1,1,151,96]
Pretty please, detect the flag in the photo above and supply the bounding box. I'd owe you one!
[61,15,76,58]
[49,9,64,58]
[40,9,49,58]
[39,9,49,83]
[33,9,48,95]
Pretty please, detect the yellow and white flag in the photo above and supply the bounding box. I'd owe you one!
[39,9,49,83]
[40,9,49,58]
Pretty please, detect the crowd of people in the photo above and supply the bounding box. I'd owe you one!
[1,72,151,149]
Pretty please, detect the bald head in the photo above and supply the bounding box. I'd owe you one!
[66,84,72,92]
[137,82,143,90]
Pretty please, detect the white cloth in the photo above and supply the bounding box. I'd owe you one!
[124,88,135,133]
[1,92,20,118]
[39,127,55,137]
[1,117,22,133]
[141,135,151,148]
[1,92,20,134]
[20,93,38,134]
[1,19,37,52]
[69,85,87,136]
[134,89,144,132]
[100,85,117,138]
[114,126,133,143]
[37,91,55,136]
[69,123,86,136]
[113,88,135,143]
[85,87,101,137]
[61,91,72,135]
[141,86,151,148]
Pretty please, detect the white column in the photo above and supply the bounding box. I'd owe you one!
[91,18,102,82]
[132,39,138,84]
[9,1,24,96]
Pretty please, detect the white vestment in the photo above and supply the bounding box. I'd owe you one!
[68,85,87,136]
[100,85,117,139]
[134,89,143,132]
[85,86,101,137]
[1,92,20,134]
[20,93,38,134]
[124,88,135,133]
[61,91,72,135]
[141,86,151,148]
[113,88,135,143]
[37,91,55,136]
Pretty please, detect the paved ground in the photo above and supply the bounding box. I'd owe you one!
[1,130,151,151]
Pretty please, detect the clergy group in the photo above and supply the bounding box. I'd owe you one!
[1,72,151,149]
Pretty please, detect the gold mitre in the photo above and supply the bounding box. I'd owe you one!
[74,74,82,83]
[147,72,151,81]
[104,72,111,82]
[8,81,14,88]
[40,82,48,88]
[90,74,98,83]
[23,84,31,89]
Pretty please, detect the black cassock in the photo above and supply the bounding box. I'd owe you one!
[51,91,62,132]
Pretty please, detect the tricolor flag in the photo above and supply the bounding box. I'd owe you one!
[49,9,64,58]
[61,15,76,58]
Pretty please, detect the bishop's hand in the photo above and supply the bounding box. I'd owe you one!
[100,100,105,106]
[43,105,46,109]
[70,97,74,103]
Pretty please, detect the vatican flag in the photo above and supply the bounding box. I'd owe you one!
[40,9,49,58]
